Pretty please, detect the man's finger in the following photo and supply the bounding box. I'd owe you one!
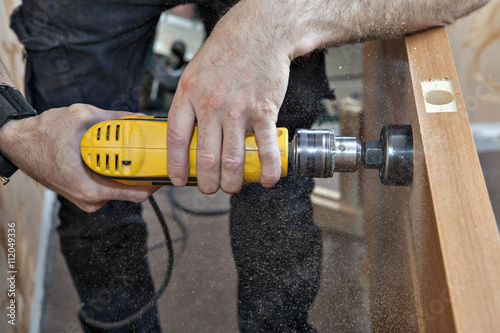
[220,121,246,193]
[77,172,159,206]
[167,100,196,186]
[108,185,159,203]
[253,121,281,188]
[195,118,222,194]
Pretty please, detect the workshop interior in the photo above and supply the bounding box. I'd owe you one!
[1,1,500,333]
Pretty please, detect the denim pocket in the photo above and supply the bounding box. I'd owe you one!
[10,6,62,51]
[11,6,84,110]
[24,46,84,111]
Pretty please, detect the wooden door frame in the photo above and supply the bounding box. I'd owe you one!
[362,27,500,332]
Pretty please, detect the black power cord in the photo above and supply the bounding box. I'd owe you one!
[79,196,174,330]
[148,187,230,250]
[148,188,189,251]
[169,187,231,216]
[79,189,230,329]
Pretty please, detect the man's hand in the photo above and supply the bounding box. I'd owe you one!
[0,104,159,212]
[167,1,293,194]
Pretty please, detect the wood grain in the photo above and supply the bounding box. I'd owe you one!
[0,173,45,333]
[363,27,500,332]
[0,2,44,333]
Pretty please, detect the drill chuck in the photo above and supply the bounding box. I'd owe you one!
[290,126,413,186]
[290,129,362,178]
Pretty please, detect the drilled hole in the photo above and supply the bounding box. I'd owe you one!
[424,90,455,106]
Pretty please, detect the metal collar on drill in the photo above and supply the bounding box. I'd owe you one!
[291,125,413,186]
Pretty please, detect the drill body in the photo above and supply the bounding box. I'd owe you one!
[80,116,289,185]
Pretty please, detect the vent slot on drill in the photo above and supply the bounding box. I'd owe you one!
[106,125,110,141]
[96,154,100,168]
[116,125,120,141]
[97,127,101,141]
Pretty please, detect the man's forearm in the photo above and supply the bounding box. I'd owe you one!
[231,0,489,60]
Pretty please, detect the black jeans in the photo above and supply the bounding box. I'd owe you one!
[11,1,325,332]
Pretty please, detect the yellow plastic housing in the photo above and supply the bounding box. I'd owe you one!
[80,116,289,186]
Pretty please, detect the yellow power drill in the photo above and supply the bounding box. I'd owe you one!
[80,116,414,186]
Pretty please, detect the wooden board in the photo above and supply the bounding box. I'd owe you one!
[362,27,500,332]
[0,2,50,332]
[0,173,47,333]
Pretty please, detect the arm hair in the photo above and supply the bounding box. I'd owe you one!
[233,0,490,59]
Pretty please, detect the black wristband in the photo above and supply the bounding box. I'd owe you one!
[0,152,18,184]
[0,84,37,129]
[0,84,37,184]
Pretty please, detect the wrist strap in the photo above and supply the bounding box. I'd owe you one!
[0,152,17,185]
[0,84,37,130]
[0,84,37,184]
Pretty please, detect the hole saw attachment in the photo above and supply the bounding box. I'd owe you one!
[80,116,413,187]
